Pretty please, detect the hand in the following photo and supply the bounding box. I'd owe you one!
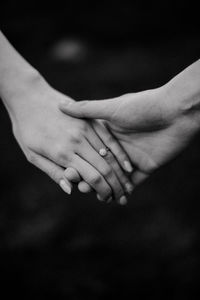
[62,118,134,204]
[59,86,199,187]
[8,74,133,202]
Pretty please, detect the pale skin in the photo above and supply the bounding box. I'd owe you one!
[60,60,200,188]
[2,28,200,203]
[0,30,135,204]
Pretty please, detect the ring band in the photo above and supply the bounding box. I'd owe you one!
[99,147,110,157]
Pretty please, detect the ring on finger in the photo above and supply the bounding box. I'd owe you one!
[99,147,110,157]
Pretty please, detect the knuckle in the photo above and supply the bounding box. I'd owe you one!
[79,121,88,132]
[102,166,113,178]
[64,168,70,177]
[55,144,69,162]
[69,129,83,144]
[89,174,102,186]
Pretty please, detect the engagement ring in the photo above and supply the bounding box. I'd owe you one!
[99,147,110,157]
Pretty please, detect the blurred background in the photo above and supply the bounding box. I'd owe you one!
[1,1,200,299]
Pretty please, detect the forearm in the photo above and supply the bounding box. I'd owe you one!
[0,30,75,123]
[0,31,46,115]
[164,59,200,120]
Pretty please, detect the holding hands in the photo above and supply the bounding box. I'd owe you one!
[1,30,200,205]
[60,60,200,190]
[5,74,134,204]
[0,31,134,205]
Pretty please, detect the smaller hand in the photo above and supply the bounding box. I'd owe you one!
[10,75,134,203]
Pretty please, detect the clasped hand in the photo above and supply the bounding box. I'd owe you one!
[11,76,134,205]
[11,63,200,205]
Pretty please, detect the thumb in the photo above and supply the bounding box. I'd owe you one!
[59,98,118,120]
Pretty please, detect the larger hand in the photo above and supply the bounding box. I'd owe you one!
[59,83,199,186]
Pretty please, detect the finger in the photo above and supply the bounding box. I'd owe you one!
[64,167,81,182]
[28,152,72,194]
[76,139,126,201]
[78,181,92,193]
[71,155,112,201]
[64,167,92,193]
[86,125,134,195]
[59,98,118,120]
[91,120,134,174]
[131,170,148,186]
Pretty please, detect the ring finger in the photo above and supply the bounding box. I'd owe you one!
[86,125,134,195]
[76,139,126,202]
[91,120,134,174]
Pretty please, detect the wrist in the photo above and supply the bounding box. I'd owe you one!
[1,66,42,102]
[163,60,200,126]
[164,86,200,130]
[162,82,200,135]
[1,68,47,119]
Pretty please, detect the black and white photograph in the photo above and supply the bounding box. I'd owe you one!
[0,1,200,299]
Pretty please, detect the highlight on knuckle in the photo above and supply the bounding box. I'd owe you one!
[55,144,69,162]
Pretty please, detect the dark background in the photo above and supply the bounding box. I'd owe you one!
[1,1,200,299]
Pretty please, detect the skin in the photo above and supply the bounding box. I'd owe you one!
[59,60,200,188]
[0,31,134,203]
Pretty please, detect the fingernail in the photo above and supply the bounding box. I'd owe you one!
[97,194,104,201]
[125,182,134,194]
[106,196,113,203]
[124,161,133,173]
[59,179,71,194]
[119,195,128,206]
